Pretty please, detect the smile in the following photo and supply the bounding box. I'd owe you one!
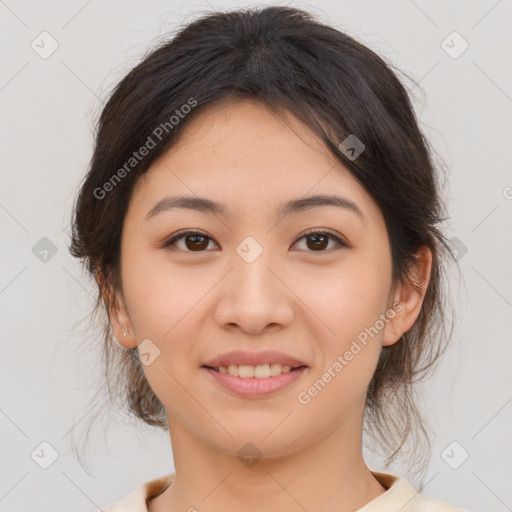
[202,365,308,398]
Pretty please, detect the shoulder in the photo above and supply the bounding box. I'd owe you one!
[405,493,472,512]
[361,471,472,512]
[101,473,175,512]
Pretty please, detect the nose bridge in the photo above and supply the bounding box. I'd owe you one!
[232,234,278,299]
[214,234,294,333]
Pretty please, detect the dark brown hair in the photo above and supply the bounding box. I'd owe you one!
[68,5,456,481]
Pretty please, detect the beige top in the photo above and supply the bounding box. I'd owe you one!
[101,470,471,511]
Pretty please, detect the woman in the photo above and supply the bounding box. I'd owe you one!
[69,6,468,511]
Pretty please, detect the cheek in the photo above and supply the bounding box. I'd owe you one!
[120,243,205,335]
[293,266,388,412]
[293,252,392,337]
[120,248,215,395]
[290,255,392,399]
[120,256,205,411]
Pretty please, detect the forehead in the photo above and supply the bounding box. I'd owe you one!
[128,98,381,226]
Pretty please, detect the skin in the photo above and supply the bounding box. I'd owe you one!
[101,97,432,512]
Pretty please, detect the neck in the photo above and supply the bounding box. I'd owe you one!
[148,412,387,512]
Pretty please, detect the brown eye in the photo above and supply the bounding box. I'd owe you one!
[163,231,216,252]
[184,234,210,251]
[294,229,346,252]
[305,233,329,251]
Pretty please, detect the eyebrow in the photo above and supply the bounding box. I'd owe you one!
[145,193,364,221]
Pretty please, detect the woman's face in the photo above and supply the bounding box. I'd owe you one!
[113,98,409,460]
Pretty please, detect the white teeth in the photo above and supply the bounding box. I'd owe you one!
[217,363,294,378]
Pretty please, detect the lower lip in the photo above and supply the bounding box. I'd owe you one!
[202,366,308,398]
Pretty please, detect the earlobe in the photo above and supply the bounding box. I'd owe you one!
[382,245,433,347]
[382,302,404,347]
[110,297,138,350]
[94,267,137,349]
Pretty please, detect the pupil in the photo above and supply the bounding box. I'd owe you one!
[187,235,208,251]
[308,234,327,251]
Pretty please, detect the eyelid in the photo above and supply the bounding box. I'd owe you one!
[162,230,218,250]
[162,228,348,252]
[294,227,348,249]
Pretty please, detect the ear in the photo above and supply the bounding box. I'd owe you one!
[382,245,432,347]
[94,267,137,349]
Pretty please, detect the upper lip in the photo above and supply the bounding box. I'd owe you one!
[202,350,308,369]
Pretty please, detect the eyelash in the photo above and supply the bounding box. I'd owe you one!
[162,228,347,253]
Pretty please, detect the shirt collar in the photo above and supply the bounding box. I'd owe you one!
[102,470,419,512]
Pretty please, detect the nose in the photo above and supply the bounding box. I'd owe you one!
[213,244,295,335]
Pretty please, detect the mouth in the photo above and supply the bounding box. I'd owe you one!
[202,363,308,378]
[201,364,309,398]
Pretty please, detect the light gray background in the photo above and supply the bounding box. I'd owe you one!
[1,1,511,511]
